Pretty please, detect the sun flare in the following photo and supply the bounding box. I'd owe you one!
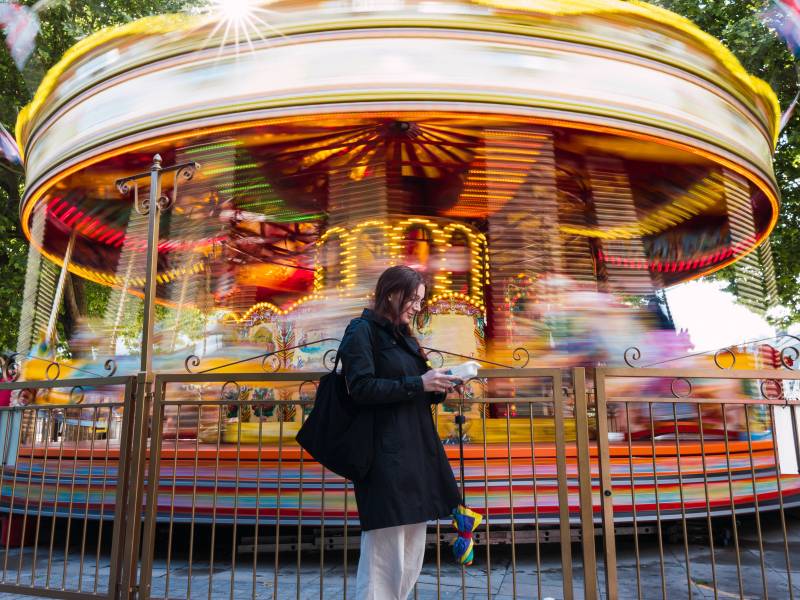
[206,0,283,55]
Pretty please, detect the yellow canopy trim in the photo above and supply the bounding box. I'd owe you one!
[472,0,781,146]
[15,13,199,157]
[15,0,781,156]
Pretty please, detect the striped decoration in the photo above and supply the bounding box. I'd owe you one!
[1,440,797,526]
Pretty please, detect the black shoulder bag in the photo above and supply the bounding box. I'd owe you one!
[295,347,374,481]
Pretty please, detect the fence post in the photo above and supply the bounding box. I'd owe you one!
[137,376,167,600]
[552,369,574,600]
[115,373,151,599]
[573,367,598,599]
[593,368,617,599]
[107,377,137,599]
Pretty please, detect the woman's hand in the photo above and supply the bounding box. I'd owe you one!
[421,368,461,393]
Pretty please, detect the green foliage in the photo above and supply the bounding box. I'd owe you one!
[0,185,28,352]
[84,281,111,318]
[113,303,208,354]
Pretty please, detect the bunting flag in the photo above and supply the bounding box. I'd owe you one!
[762,2,800,134]
[763,0,800,55]
[0,2,39,70]
[0,123,21,166]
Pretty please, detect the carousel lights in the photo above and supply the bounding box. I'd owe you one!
[18,129,779,316]
[238,293,322,321]
[184,139,242,154]
[234,292,486,323]
[597,235,758,273]
[314,218,488,304]
[49,197,226,252]
[221,182,273,195]
[463,180,523,188]
[560,172,726,240]
[203,161,258,176]
[29,243,199,292]
[428,292,486,317]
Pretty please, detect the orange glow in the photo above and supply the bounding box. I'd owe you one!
[19,109,780,296]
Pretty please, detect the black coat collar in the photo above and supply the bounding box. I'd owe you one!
[360,309,426,364]
[360,308,410,335]
[361,308,391,328]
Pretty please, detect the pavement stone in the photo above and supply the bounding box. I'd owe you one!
[0,515,798,599]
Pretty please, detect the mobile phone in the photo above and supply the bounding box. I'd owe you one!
[445,361,480,382]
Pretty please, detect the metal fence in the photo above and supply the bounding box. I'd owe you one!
[136,369,591,600]
[593,365,800,600]
[0,375,138,600]
[0,365,798,599]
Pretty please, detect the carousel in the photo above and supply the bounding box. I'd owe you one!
[5,0,796,527]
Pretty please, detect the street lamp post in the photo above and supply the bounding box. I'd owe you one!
[115,154,199,380]
[113,154,198,598]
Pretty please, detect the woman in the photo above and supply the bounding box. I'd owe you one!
[338,265,462,600]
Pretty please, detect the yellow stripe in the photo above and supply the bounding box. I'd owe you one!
[15,0,779,154]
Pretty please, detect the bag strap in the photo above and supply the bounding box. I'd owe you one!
[333,351,342,373]
[337,318,379,386]
[335,352,350,396]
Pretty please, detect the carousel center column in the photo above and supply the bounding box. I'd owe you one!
[487,127,560,365]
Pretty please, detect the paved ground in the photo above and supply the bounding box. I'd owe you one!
[0,512,798,598]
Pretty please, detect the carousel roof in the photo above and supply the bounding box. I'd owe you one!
[13,0,782,304]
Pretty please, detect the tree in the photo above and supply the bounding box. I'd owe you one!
[0,185,28,352]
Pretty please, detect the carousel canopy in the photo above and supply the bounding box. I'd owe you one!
[13,0,781,312]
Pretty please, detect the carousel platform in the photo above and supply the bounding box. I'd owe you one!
[1,439,797,527]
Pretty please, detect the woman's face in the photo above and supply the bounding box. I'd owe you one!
[397,283,425,325]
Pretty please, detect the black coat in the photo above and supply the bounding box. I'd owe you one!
[338,309,461,531]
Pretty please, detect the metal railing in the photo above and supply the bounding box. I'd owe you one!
[0,375,138,600]
[594,363,800,599]
[136,368,593,600]
[0,363,798,598]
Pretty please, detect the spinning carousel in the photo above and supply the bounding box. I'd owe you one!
[7,0,795,526]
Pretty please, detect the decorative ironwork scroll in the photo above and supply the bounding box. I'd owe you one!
[0,352,119,381]
[713,347,737,370]
[421,346,530,369]
[185,338,342,374]
[780,335,800,370]
[623,346,642,367]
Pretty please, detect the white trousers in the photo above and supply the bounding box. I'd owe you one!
[355,522,427,600]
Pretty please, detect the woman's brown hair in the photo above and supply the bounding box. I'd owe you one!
[372,265,427,335]
[373,265,428,361]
